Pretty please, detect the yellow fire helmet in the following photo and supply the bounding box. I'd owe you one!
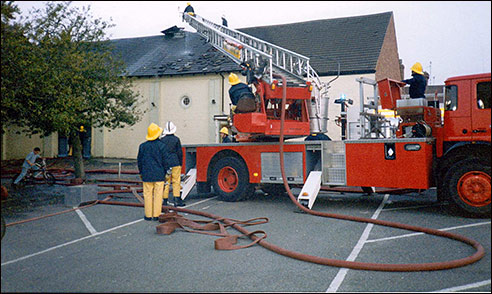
[228,73,240,85]
[146,123,163,141]
[220,127,229,135]
[410,62,424,75]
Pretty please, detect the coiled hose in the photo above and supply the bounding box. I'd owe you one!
[100,74,485,271]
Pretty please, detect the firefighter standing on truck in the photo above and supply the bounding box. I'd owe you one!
[160,121,185,207]
[137,123,166,221]
[402,62,427,99]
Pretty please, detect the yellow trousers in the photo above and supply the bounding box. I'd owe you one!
[143,181,164,218]
[164,166,182,199]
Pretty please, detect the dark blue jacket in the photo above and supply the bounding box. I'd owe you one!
[229,83,253,105]
[137,139,167,182]
[222,135,233,143]
[160,134,183,168]
[402,73,427,98]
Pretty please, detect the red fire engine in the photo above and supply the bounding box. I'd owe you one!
[180,14,490,217]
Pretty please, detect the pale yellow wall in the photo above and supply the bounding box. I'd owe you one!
[1,127,58,160]
[318,73,376,140]
[90,73,236,159]
[3,72,378,159]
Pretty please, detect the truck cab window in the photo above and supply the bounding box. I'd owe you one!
[476,81,491,109]
[445,85,458,111]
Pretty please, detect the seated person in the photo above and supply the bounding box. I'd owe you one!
[228,73,256,113]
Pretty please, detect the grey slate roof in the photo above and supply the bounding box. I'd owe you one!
[110,12,392,77]
[109,31,241,77]
[238,12,393,75]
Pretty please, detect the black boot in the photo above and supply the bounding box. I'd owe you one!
[163,198,168,206]
[175,196,186,207]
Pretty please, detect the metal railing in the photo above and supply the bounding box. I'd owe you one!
[184,13,327,91]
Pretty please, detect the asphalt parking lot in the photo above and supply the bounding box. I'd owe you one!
[1,177,491,293]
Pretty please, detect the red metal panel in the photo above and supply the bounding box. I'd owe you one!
[195,143,307,184]
[263,83,312,99]
[377,78,406,110]
[345,141,434,189]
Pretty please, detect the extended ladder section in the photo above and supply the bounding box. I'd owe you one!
[183,13,328,97]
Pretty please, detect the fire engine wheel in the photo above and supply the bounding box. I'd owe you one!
[212,157,253,202]
[444,158,491,217]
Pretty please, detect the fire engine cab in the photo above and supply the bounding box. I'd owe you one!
[178,14,491,217]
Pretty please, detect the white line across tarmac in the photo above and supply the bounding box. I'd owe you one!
[75,208,98,235]
[365,221,491,243]
[431,279,491,292]
[326,194,389,293]
[1,197,216,266]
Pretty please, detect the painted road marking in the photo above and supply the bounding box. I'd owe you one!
[431,279,491,292]
[326,194,389,293]
[365,221,491,243]
[1,197,215,266]
[74,208,98,235]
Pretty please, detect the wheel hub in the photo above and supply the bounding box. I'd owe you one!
[218,166,238,192]
[457,171,491,207]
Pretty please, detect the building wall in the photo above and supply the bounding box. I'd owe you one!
[375,15,402,81]
[90,73,235,159]
[1,128,57,160]
[315,73,377,140]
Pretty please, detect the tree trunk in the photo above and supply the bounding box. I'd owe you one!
[71,132,85,180]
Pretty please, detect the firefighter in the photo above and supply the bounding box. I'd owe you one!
[221,14,228,27]
[220,127,233,143]
[228,73,256,113]
[183,2,195,20]
[160,121,185,207]
[305,133,331,141]
[137,123,166,221]
[402,62,427,99]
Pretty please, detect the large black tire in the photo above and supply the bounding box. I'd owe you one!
[196,181,211,194]
[44,172,56,186]
[211,157,253,202]
[443,158,491,217]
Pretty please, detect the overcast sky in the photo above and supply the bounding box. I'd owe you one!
[15,1,491,85]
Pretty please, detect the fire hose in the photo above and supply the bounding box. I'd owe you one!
[101,74,484,271]
[4,76,484,271]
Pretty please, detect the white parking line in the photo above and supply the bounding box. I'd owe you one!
[382,203,441,212]
[431,279,491,292]
[1,218,143,266]
[75,208,98,235]
[365,221,491,243]
[1,197,215,266]
[326,194,389,293]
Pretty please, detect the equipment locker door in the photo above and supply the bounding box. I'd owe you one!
[472,78,491,141]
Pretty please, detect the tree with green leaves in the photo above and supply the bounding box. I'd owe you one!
[1,1,142,180]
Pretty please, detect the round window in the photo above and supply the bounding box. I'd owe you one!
[181,96,191,108]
